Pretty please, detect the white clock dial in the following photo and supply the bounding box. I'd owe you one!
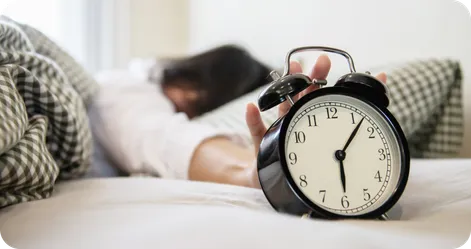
[284,94,402,216]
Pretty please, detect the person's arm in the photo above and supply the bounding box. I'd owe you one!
[189,136,258,188]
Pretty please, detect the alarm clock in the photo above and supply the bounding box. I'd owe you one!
[256,46,410,221]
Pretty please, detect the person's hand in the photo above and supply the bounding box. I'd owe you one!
[244,54,387,188]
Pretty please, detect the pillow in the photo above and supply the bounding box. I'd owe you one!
[192,59,464,158]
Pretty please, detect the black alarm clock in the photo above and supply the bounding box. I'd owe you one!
[256,46,410,221]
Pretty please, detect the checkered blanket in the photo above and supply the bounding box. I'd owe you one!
[383,60,463,158]
[0,16,98,208]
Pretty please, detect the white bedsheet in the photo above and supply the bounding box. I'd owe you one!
[0,159,470,249]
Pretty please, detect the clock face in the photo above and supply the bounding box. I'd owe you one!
[283,94,403,216]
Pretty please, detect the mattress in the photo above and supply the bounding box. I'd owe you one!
[0,159,470,249]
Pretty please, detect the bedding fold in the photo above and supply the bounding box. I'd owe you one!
[0,16,98,208]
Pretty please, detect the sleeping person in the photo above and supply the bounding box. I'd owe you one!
[90,50,387,188]
[150,44,273,119]
[90,44,275,181]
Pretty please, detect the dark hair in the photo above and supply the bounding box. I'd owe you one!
[155,44,272,115]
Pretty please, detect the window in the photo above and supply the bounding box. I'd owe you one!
[3,0,88,65]
[1,0,121,73]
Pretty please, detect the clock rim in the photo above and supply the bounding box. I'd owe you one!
[277,86,410,220]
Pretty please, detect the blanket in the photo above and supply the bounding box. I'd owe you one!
[193,59,464,159]
[0,16,98,208]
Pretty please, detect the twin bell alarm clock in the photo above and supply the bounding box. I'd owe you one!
[256,46,410,221]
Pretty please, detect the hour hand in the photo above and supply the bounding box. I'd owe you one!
[335,150,347,193]
[339,160,346,193]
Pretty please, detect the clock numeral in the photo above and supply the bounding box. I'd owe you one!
[350,113,355,124]
[378,148,386,161]
[341,195,350,209]
[294,131,306,143]
[299,175,308,187]
[374,170,383,182]
[367,127,375,138]
[363,189,371,201]
[319,190,326,203]
[288,152,297,165]
[307,115,317,127]
[326,107,338,119]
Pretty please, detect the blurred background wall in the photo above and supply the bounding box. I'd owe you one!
[188,0,471,73]
[129,0,188,59]
[3,0,469,73]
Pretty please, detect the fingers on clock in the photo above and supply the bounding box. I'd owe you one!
[300,54,332,98]
[376,72,387,84]
[246,103,266,154]
[278,61,303,116]
[309,54,331,80]
[289,61,303,74]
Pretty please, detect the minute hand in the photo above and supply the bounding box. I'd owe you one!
[342,117,365,151]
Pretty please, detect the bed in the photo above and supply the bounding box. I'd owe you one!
[1,69,469,249]
[1,159,471,249]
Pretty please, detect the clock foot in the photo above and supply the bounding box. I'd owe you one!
[301,211,313,219]
[379,213,389,221]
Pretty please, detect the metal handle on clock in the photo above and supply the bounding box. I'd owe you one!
[282,46,357,76]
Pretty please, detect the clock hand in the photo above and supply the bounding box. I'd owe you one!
[342,117,365,152]
[335,117,364,193]
[334,150,347,193]
[339,160,346,193]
